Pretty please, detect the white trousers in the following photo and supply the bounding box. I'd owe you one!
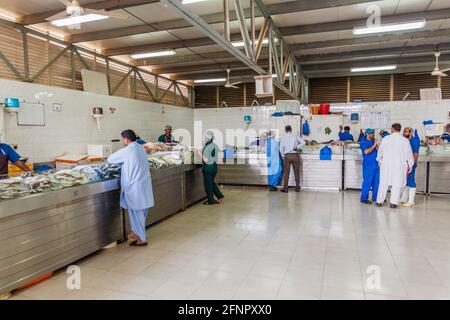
[376,184,403,205]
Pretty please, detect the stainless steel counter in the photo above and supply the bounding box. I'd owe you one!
[0,164,205,295]
[429,156,450,194]
[218,157,268,186]
[0,179,123,295]
[218,154,343,190]
[184,165,207,207]
[298,154,343,190]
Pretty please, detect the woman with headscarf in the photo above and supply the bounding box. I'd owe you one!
[198,130,224,205]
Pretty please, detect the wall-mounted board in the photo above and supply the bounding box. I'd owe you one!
[17,101,45,126]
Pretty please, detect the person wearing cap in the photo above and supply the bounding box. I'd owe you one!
[376,123,414,209]
[107,129,154,246]
[198,130,224,205]
[338,125,354,142]
[360,128,380,205]
[158,125,177,144]
[400,127,420,207]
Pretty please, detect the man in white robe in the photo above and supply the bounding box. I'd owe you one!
[376,123,414,209]
[108,129,154,246]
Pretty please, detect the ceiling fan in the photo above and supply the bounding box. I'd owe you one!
[224,69,242,89]
[46,0,128,23]
[431,51,450,77]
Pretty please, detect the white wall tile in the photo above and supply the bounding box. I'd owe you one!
[0,79,193,163]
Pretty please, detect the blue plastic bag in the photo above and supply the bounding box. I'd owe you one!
[303,121,311,136]
[320,146,332,161]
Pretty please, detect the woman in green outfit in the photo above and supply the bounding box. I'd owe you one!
[198,130,224,205]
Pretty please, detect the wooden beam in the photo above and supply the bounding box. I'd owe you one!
[158,82,174,102]
[16,0,160,25]
[152,59,269,75]
[0,51,22,79]
[102,34,243,56]
[74,48,92,70]
[136,69,156,101]
[255,18,269,62]
[111,68,133,95]
[31,45,70,82]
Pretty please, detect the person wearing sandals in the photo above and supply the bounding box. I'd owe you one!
[108,129,154,246]
[198,130,224,205]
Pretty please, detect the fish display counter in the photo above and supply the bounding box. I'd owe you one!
[0,162,205,296]
[217,151,268,186]
[344,144,432,194]
[428,144,450,194]
[0,168,123,297]
[297,144,344,190]
[217,144,344,190]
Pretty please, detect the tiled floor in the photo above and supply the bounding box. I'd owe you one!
[11,187,450,300]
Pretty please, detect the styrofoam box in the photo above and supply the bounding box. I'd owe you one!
[87,144,112,158]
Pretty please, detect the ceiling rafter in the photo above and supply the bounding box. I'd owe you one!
[65,0,380,43]
[101,8,450,56]
[152,43,450,74]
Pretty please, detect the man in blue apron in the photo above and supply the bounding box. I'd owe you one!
[0,142,31,177]
[360,128,379,205]
[401,127,420,207]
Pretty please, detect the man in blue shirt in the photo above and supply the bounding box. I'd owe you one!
[401,127,420,207]
[339,125,354,142]
[0,143,31,177]
[360,128,379,205]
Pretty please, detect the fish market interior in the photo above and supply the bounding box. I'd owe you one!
[1,0,450,302]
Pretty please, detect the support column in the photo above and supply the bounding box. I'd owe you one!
[390,74,394,101]
[347,77,351,103]
[21,28,29,81]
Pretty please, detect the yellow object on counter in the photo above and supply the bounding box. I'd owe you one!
[8,162,33,177]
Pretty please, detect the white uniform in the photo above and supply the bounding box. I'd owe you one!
[376,132,414,205]
[108,141,154,241]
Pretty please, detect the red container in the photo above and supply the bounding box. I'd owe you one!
[319,104,330,115]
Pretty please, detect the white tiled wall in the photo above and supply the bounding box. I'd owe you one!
[2,78,449,163]
[337,100,450,140]
[0,79,194,163]
[194,101,450,147]
[193,106,277,148]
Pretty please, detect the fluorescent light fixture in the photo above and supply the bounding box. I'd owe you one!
[182,0,209,4]
[232,38,269,48]
[51,14,109,27]
[131,50,176,59]
[194,78,226,83]
[353,20,426,35]
[351,65,397,72]
[272,72,297,78]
